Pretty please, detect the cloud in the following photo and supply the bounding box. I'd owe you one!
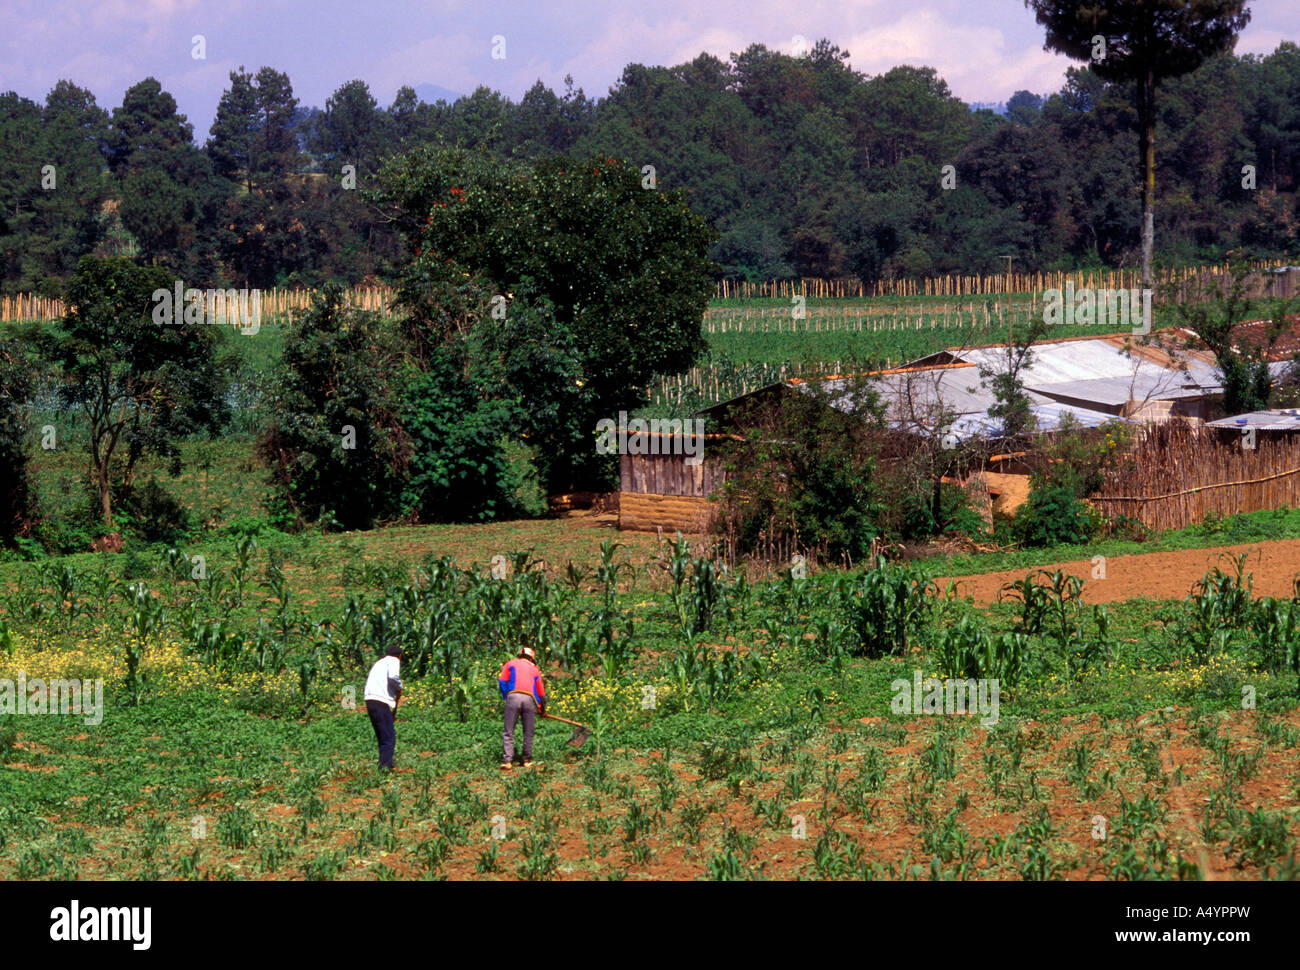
[842,11,1073,101]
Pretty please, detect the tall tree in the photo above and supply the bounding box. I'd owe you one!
[207,66,302,192]
[110,78,222,271]
[46,256,230,527]
[0,92,43,289]
[21,83,109,286]
[1025,0,1252,295]
[309,79,386,177]
[369,147,716,491]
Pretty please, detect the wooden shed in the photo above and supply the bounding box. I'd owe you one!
[617,439,727,533]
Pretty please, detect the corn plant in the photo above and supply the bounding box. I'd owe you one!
[1174,553,1255,661]
[1250,597,1300,687]
[41,561,82,631]
[658,534,729,637]
[839,562,935,657]
[122,582,164,703]
[450,662,483,723]
[932,615,1028,683]
[230,533,257,606]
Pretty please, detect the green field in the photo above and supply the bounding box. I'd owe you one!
[4,293,1299,881]
[2,515,1300,880]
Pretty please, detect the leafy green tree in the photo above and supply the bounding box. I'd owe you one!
[1025,0,1252,292]
[107,78,193,174]
[45,256,231,528]
[31,82,110,282]
[259,284,409,529]
[109,78,224,272]
[0,330,35,542]
[1242,42,1300,193]
[859,66,973,169]
[309,79,386,177]
[400,347,521,522]
[0,93,49,289]
[207,66,302,192]
[369,147,715,491]
[1007,90,1045,126]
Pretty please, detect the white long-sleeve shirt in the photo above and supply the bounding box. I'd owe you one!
[364,655,403,709]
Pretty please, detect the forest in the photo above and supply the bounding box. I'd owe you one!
[2,38,1299,293]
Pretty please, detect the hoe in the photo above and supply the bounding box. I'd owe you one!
[541,712,591,748]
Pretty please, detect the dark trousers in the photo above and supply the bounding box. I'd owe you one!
[366,700,396,770]
[503,692,536,762]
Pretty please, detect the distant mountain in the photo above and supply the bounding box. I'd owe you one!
[967,101,1008,115]
[413,83,464,105]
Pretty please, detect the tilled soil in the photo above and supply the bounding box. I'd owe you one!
[939,539,1300,606]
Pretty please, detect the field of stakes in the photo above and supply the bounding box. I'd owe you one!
[2,292,1154,418]
[3,523,1300,880]
[676,294,1167,410]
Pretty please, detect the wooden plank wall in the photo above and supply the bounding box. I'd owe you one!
[619,452,723,497]
[618,451,724,532]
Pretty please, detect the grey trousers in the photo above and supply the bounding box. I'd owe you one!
[503,692,536,762]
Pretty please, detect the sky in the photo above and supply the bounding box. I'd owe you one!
[2,0,1297,141]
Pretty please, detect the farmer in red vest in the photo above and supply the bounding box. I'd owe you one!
[498,646,546,771]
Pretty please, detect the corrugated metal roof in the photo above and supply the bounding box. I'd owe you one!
[1027,367,1222,407]
[946,401,1124,442]
[695,330,1278,436]
[950,337,1218,388]
[1207,409,1300,431]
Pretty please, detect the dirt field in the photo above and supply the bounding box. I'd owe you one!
[940,539,1300,605]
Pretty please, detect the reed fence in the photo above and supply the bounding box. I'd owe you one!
[1091,420,1300,531]
[4,261,1292,322]
[0,285,396,323]
[713,260,1292,300]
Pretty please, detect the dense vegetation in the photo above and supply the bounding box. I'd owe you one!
[3,40,1300,293]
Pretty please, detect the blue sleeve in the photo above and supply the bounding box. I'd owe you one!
[499,664,515,698]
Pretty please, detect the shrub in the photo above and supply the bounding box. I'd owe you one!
[399,351,528,523]
[259,284,409,530]
[1013,484,1094,547]
[115,478,192,545]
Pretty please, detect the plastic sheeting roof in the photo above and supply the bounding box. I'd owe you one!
[1207,409,1300,431]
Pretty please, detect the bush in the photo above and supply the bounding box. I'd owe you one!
[839,562,936,657]
[115,478,192,545]
[400,352,535,522]
[259,285,409,530]
[713,374,886,563]
[1014,485,1094,547]
[898,481,987,541]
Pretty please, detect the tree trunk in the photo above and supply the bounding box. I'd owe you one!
[1139,67,1156,299]
[98,466,112,528]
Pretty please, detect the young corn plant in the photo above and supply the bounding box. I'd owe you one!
[123,581,164,704]
[839,562,936,658]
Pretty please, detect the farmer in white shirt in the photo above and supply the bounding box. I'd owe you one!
[364,646,404,772]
